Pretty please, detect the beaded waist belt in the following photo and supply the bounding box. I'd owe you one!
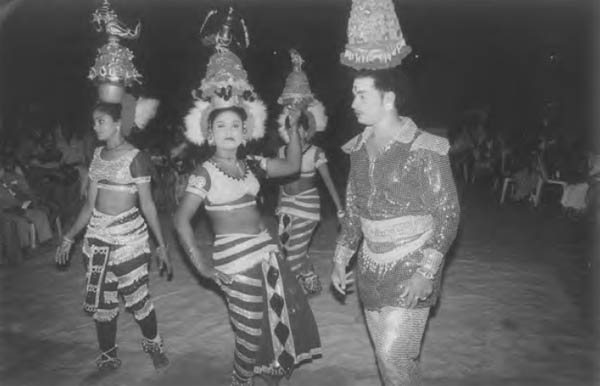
[360,215,433,267]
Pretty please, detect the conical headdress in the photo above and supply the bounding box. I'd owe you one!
[277,50,327,143]
[340,0,412,70]
[184,48,266,146]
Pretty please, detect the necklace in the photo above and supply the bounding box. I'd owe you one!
[210,156,245,179]
[213,154,237,162]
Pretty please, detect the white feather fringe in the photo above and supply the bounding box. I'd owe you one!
[244,99,267,140]
[307,99,327,133]
[184,100,211,145]
[277,99,328,144]
[183,98,266,146]
[134,98,160,130]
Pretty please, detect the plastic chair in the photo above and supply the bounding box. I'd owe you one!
[29,221,37,249]
[498,149,515,204]
[499,177,515,204]
[532,156,567,207]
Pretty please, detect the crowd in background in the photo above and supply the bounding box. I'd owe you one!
[448,110,599,216]
[1,105,598,264]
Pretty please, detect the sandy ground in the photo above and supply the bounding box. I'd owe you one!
[0,187,597,386]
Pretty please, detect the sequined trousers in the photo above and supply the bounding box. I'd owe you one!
[82,207,152,322]
[213,232,322,386]
[365,306,430,386]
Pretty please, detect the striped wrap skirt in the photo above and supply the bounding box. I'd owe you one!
[276,187,321,222]
[213,230,322,384]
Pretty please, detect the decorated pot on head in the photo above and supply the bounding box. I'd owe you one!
[277,49,327,144]
[88,0,142,103]
[86,0,159,135]
[340,0,412,70]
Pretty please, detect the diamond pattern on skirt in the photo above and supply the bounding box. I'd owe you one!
[267,266,280,288]
[280,232,290,246]
[269,293,284,317]
[282,214,291,228]
[280,215,291,245]
[278,350,294,372]
[274,321,290,344]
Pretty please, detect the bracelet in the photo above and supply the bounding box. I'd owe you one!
[156,244,168,253]
[336,209,345,218]
[185,246,200,261]
[185,246,195,256]
[333,254,347,266]
[63,236,74,244]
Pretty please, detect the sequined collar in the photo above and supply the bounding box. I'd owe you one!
[341,117,418,154]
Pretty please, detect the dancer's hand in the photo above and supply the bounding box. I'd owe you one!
[287,105,301,129]
[399,273,433,308]
[156,245,173,281]
[209,268,233,287]
[55,236,74,266]
[330,262,354,296]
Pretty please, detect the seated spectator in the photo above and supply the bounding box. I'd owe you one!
[55,123,92,200]
[0,156,53,248]
[1,214,24,264]
[510,147,539,202]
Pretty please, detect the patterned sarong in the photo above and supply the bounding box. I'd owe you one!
[213,231,322,385]
[82,208,152,321]
[277,188,320,275]
[277,187,320,222]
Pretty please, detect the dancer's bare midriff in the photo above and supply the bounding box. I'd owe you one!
[208,204,265,235]
[94,186,138,215]
[282,175,316,195]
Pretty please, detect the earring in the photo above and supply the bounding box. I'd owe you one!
[207,133,214,145]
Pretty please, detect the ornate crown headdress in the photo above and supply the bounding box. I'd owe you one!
[277,50,327,144]
[199,6,249,53]
[340,0,412,70]
[184,8,265,146]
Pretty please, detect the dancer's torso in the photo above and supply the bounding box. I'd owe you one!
[279,145,325,195]
[191,158,265,235]
[88,146,148,215]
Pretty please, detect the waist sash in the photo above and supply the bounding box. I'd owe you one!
[360,215,433,269]
[85,207,148,246]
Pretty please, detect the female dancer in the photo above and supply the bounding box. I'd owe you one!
[275,50,344,295]
[276,111,344,295]
[174,48,321,386]
[55,102,172,371]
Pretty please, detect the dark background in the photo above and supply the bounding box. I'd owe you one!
[0,0,596,148]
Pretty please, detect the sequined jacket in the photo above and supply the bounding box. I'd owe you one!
[334,118,460,309]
